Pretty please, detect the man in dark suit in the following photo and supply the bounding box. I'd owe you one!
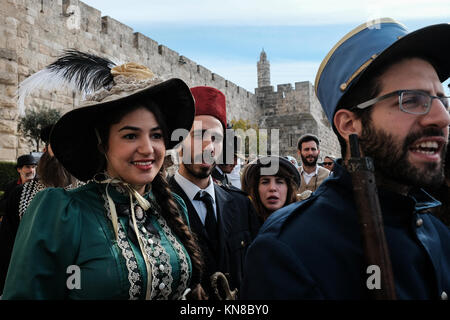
[169,86,260,299]
[211,126,240,188]
[211,165,231,187]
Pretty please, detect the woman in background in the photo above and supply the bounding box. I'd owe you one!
[242,155,300,222]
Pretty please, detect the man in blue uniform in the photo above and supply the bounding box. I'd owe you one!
[241,18,450,300]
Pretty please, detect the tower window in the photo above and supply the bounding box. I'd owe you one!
[289,134,294,147]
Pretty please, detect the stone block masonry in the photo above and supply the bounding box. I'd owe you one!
[1,0,339,163]
[0,0,259,160]
[256,81,341,161]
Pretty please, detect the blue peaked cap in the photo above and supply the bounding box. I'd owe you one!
[315,18,450,125]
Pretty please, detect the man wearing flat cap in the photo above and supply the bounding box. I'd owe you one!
[241,19,450,299]
[169,86,260,299]
[0,154,36,217]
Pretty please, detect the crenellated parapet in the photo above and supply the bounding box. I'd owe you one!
[0,1,339,162]
[0,0,258,160]
[256,77,340,159]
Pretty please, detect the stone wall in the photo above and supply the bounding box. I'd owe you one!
[1,0,340,164]
[0,0,259,161]
[256,81,341,162]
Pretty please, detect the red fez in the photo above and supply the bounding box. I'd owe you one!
[190,86,226,129]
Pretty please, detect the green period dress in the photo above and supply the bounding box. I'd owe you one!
[2,182,192,299]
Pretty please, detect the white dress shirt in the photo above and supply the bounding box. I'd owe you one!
[174,171,217,225]
[300,165,320,185]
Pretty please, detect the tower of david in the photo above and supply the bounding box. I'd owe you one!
[0,0,340,162]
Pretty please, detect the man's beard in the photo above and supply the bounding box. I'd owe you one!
[22,172,35,181]
[218,163,236,174]
[183,163,215,180]
[181,148,217,179]
[359,120,446,189]
[445,140,450,179]
[301,154,318,167]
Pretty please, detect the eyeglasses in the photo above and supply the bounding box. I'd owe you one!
[323,162,333,166]
[352,90,449,115]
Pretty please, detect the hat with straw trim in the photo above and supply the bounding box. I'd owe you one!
[18,50,195,181]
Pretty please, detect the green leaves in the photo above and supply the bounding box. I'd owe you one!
[230,119,267,157]
[18,106,61,152]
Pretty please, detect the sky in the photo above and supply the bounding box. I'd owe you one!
[81,0,450,93]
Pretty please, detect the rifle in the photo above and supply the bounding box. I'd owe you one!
[347,134,397,300]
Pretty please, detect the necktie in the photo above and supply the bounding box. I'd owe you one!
[194,190,218,251]
[224,174,230,186]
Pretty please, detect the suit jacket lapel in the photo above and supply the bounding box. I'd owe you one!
[169,176,228,270]
[168,176,205,238]
[213,184,230,267]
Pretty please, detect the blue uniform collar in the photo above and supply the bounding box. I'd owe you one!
[332,159,441,213]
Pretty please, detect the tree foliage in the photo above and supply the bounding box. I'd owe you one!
[18,106,61,152]
[230,119,267,158]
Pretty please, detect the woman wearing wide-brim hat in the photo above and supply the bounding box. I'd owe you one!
[3,50,205,300]
[241,155,301,222]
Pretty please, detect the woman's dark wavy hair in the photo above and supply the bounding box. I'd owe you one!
[242,161,298,221]
[95,98,204,287]
[37,150,76,187]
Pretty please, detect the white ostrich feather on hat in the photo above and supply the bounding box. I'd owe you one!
[17,50,117,116]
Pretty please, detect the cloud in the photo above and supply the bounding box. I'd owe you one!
[82,0,450,26]
[79,0,450,95]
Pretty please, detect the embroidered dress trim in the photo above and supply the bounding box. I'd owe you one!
[117,220,143,299]
[102,188,190,300]
[154,212,190,299]
[103,194,142,300]
[139,219,174,300]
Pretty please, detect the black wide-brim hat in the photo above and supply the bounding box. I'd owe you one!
[315,18,450,124]
[50,78,195,182]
